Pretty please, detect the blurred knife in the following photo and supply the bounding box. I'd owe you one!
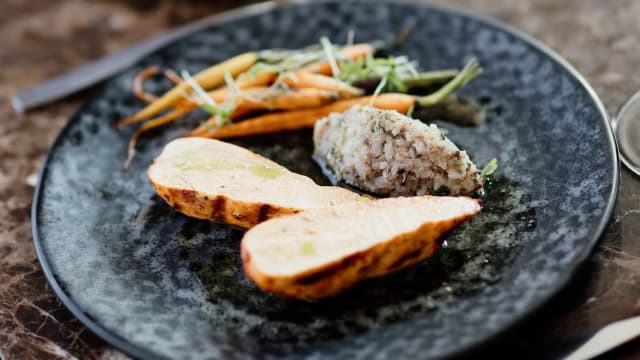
[10,1,286,114]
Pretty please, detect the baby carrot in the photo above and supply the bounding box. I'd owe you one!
[187,88,343,137]
[283,71,362,96]
[121,52,258,125]
[133,66,160,103]
[187,94,414,139]
[239,88,341,111]
[304,43,375,75]
[117,84,343,129]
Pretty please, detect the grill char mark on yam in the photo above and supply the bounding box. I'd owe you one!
[211,196,226,222]
[388,248,423,270]
[257,204,273,222]
[295,257,355,285]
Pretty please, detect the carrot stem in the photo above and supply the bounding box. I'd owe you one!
[123,107,190,169]
[283,71,362,96]
[133,66,160,103]
[163,68,183,85]
[402,69,458,88]
[188,93,414,139]
[417,58,482,107]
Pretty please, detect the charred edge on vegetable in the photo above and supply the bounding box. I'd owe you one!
[387,248,423,270]
[295,257,354,285]
[181,189,196,199]
[211,197,226,222]
[257,204,274,222]
[435,220,466,246]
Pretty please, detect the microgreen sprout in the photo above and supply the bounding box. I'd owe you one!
[339,55,419,93]
[347,29,355,46]
[181,70,236,127]
[481,158,498,178]
[320,36,341,77]
[406,104,414,117]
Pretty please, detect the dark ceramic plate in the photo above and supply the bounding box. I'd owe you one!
[32,1,619,359]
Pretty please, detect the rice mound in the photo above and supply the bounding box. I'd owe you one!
[313,105,483,196]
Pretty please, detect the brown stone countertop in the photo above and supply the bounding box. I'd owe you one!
[1,0,639,359]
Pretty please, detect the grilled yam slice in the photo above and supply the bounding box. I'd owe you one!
[242,195,481,299]
[148,138,361,229]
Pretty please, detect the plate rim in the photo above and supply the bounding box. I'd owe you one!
[31,1,620,359]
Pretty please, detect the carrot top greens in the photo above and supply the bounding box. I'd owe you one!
[339,55,419,93]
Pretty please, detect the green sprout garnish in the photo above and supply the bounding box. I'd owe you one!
[320,36,341,77]
[369,74,388,105]
[199,103,233,119]
[481,158,498,178]
[406,104,415,117]
[339,54,418,92]
[417,58,482,107]
[180,70,236,127]
[346,30,355,46]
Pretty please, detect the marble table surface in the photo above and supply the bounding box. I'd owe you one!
[1,0,638,358]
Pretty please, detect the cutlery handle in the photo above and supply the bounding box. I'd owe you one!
[12,38,169,113]
[10,1,283,113]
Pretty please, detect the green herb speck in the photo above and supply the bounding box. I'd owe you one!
[481,158,498,178]
[300,241,316,256]
[248,165,284,179]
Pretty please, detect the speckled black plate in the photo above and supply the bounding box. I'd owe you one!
[32,1,619,359]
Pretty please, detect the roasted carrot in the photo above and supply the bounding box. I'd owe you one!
[133,66,161,103]
[117,88,229,128]
[117,71,279,128]
[162,68,183,85]
[208,69,362,99]
[304,43,375,75]
[118,70,357,128]
[120,67,185,128]
[182,69,280,108]
[121,52,258,125]
[233,70,279,88]
[240,88,341,110]
[120,84,347,127]
[117,83,345,129]
[187,58,482,140]
[283,71,362,96]
[187,88,342,137]
[187,94,413,139]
